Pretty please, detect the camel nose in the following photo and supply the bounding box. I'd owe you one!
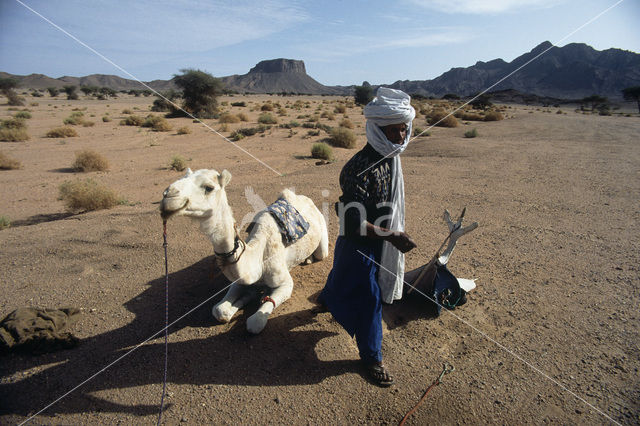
[163,187,179,198]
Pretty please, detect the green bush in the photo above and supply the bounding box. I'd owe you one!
[72,149,109,172]
[311,142,333,160]
[173,68,222,118]
[329,127,357,148]
[258,113,277,124]
[464,128,478,138]
[59,179,121,212]
[102,116,112,122]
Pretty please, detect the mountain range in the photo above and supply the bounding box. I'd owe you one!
[2,42,638,100]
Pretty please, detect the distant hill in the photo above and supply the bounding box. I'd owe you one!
[2,42,639,99]
[389,41,640,100]
[219,59,346,95]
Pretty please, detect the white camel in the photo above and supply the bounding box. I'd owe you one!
[160,168,329,334]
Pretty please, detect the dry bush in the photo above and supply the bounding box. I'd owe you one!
[143,115,172,131]
[218,123,229,132]
[0,125,30,141]
[46,126,78,138]
[169,155,188,171]
[176,126,191,135]
[277,108,287,116]
[82,120,95,127]
[260,104,274,111]
[122,109,133,114]
[2,118,26,129]
[427,109,458,127]
[329,127,357,148]
[0,215,10,230]
[339,118,354,129]
[13,111,31,119]
[464,128,478,138]
[311,142,333,160]
[237,112,249,122]
[102,116,112,122]
[72,149,109,172]
[320,111,335,120]
[120,115,144,126]
[219,113,240,123]
[484,111,504,121]
[454,110,484,121]
[231,101,246,107]
[334,104,346,113]
[58,179,121,212]
[63,111,85,125]
[258,113,277,124]
[0,151,22,169]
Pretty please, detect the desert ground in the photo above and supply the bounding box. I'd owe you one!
[0,93,638,425]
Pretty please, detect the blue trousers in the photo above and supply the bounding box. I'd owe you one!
[320,236,383,364]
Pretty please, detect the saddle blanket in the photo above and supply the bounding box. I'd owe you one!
[267,197,310,246]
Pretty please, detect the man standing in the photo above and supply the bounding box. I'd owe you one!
[320,87,417,386]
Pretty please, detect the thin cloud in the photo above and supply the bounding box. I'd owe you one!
[405,0,564,14]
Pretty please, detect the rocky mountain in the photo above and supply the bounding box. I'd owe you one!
[2,42,638,99]
[390,41,640,99]
[219,59,344,95]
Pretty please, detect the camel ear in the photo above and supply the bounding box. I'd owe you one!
[184,168,193,177]
[219,169,232,188]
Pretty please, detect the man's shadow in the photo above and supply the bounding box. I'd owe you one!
[0,256,351,418]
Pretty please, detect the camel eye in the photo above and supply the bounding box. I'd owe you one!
[204,185,214,194]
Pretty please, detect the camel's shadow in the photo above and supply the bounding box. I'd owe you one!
[0,256,348,418]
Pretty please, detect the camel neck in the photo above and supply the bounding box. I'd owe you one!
[200,192,236,254]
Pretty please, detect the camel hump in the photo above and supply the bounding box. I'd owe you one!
[279,188,297,202]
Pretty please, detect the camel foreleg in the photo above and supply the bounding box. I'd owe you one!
[212,282,253,323]
[246,269,293,334]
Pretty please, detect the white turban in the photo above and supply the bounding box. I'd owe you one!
[363,87,416,157]
[362,87,415,303]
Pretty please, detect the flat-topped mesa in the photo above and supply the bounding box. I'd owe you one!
[249,59,307,74]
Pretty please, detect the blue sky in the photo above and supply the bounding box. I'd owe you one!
[1,0,638,86]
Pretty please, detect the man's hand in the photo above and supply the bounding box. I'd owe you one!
[387,231,417,253]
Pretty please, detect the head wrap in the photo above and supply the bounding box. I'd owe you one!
[363,87,416,157]
[362,87,416,303]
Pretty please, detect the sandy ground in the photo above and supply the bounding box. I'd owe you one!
[0,94,638,425]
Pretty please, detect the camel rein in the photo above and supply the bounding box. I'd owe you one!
[157,220,169,425]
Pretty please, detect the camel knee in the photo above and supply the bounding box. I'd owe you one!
[212,302,236,323]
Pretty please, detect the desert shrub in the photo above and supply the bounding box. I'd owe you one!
[0,216,10,230]
[0,151,22,169]
[427,109,458,127]
[169,155,188,171]
[454,110,484,121]
[72,149,110,172]
[354,82,373,105]
[218,123,229,132]
[470,95,492,109]
[151,90,180,113]
[47,87,59,97]
[231,101,246,107]
[82,120,95,127]
[2,118,27,129]
[0,126,29,141]
[46,126,78,138]
[413,127,431,137]
[260,104,274,111]
[142,115,172,131]
[58,178,121,212]
[237,112,249,122]
[120,115,144,126]
[258,113,277,124]
[63,85,78,100]
[63,111,85,125]
[173,68,222,118]
[307,130,320,137]
[102,116,112,122]
[122,109,133,114]
[230,125,270,140]
[464,128,478,138]
[556,109,563,114]
[483,111,504,121]
[311,142,333,160]
[329,127,357,148]
[219,113,240,123]
[321,111,335,120]
[334,104,346,113]
[13,111,31,119]
[339,118,354,129]
[176,126,191,135]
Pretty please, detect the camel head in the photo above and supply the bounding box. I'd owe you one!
[160,168,232,220]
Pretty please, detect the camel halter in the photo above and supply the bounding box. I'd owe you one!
[214,224,246,265]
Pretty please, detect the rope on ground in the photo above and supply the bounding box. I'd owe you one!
[398,363,454,426]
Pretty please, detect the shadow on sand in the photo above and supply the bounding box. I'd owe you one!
[0,256,350,418]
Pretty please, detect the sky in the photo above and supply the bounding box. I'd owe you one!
[0,0,638,87]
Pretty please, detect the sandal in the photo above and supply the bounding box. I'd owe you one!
[365,362,395,387]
